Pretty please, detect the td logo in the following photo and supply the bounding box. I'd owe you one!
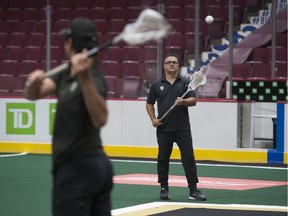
[6,103,35,135]
[49,103,57,135]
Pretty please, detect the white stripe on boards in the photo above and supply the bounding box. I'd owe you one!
[0,152,28,157]
[111,159,288,170]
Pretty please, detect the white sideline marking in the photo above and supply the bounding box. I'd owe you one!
[112,202,288,215]
[0,152,28,157]
[111,159,288,170]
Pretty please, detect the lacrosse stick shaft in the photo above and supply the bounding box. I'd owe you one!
[158,71,206,123]
[86,34,122,57]
[44,36,123,78]
[43,9,170,78]
[158,89,189,123]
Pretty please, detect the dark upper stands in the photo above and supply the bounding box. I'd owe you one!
[0,0,286,97]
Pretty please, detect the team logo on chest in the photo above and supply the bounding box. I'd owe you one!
[160,86,164,91]
[70,81,78,92]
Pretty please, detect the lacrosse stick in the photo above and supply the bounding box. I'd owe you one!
[158,70,207,123]
[44,9,171,78]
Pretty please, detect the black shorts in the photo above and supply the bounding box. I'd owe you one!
[52,154,113,216]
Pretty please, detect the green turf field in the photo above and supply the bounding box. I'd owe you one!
[0,154,287,216]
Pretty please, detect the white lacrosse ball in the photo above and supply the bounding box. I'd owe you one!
[205,15,214,24]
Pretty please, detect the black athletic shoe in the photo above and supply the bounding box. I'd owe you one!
[189,189,206,201]
[160,187,169,200]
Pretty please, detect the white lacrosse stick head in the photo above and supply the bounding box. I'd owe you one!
[120,9,171,45]
[189,70,207,90]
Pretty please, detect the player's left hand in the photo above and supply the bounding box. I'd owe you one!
[175,97,183,106]
[71,50,93,76]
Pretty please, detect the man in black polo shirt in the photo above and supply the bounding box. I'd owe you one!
[146,56,206,201]
[24,18,113,216]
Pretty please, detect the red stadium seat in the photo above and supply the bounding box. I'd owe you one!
[223,5,244,26]
[53,8,75,20]
[123,47,144,63]
[246,47,270,63]
[185,33,206,53]
[14,20,36,34]
[186,19,208,35]
[105,76,117,98]
[91,1,111,9]
[49,0,76,9]
[232,63,251,79]
[50,47,66,62]
[4,9,25,21]
[122,76,141,98]
[276,63,287,78]
[276,33,287,47]
[1,20,18,34]
[199,7,210,20]
[109,19,126,33]
[30,33,46,47]
[104,61,124,77]
[144,47,158,61]
[165,6,187,20]
[24,0,46,9]
[5,0,26,9]
[232,0,246,8]
[127,8,142,21]
[207,20,225,40]
[104,47,126,62]
[143,60,157,84]
[91,8,111,20]
[163,34,185,49]
[52,20,70,33]
[0,33,9,47]
[105,58,126,98]
[275,47,287,64]
[0,47,6,59]
[24,8,45,21]
[21,60,42,76]
[110,0,131,8]
[41,60,59,71]
[51,34,64,48]
[74,0,92,8]
[93,20,109,34]
[250,63,271,79]
[15,75,28,95]
[124,62,144,77]
[169,20,186,34]
[6,47,26,61]
[74,8,93,19]
[207,0,229,7]
[33,20,47,33]
[164,0,187,7]
[0,60,21,76]
[7,33,30,47]
[245,0,261,12]
[0,76,19,95]
[208,6,228,21]
[110,8,129,20]
[97,33,107,45]
[25,47,45,62]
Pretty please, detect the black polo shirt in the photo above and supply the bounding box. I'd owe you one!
[49,61,108,171]
[147,74,195,132]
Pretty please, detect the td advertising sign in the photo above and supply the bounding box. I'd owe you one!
[6,103,36,135]
[0,99,57,143]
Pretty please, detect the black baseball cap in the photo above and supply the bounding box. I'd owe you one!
[60,17,98,45]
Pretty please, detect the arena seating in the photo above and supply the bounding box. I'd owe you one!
[0,0,286,98]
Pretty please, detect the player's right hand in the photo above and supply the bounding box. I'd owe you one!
[152,119,161,127]
[25,70,45,88]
